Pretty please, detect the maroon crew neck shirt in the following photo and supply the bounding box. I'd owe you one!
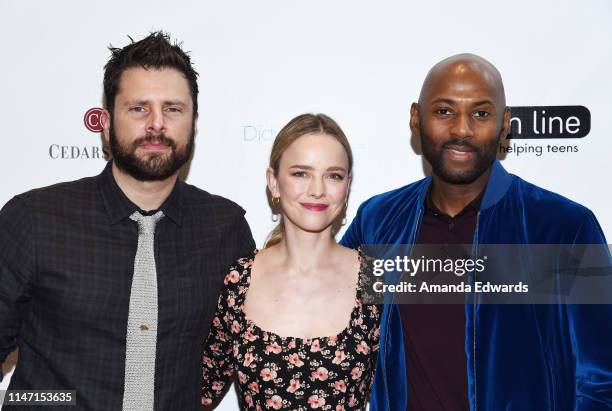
[399,192,482,411]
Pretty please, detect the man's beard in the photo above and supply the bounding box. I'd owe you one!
[420,124,499,185]
[109,124,194,182]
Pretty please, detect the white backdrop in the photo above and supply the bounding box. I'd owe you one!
[1,1,611,409]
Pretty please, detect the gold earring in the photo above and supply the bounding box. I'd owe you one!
[272,197,280,206]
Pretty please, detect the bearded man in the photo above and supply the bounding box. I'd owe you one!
[0,32,254,410]
[342,54,612,411]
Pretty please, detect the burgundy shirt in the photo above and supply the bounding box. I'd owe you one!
[399,191,482,411]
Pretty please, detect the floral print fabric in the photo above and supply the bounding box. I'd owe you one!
[201,250,380,410]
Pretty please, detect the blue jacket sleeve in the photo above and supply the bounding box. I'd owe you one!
[340,202,365,249]
[0,197,35,382]
[567,210,612,411]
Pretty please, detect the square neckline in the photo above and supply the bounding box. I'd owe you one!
[238,247,368,344]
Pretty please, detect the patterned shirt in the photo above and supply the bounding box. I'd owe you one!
[201,249,381,410]
[0,161,255,410]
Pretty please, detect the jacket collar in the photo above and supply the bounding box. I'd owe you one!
[480,160,513,211]
[416,160,513,213]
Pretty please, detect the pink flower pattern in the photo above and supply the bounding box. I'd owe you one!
[201,249,380,410]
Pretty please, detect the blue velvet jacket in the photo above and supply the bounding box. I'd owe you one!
[341,161,612,411]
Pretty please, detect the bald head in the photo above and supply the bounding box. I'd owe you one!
[410,53,511,187]
[419,53,506,110]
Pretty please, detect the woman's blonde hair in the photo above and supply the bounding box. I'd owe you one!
[264,113,353,248]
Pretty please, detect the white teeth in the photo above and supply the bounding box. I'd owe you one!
[447,148,472,159]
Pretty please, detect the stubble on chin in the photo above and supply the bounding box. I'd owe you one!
[420,127,498,185]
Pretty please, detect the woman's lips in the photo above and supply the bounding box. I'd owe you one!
[301,203,329,211]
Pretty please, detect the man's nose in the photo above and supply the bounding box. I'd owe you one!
[147,107,166,135]
[450,113,474,140]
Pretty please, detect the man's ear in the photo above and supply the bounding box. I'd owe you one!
[500,107,511,139]
[410,103,420,137]
[101,109,111,143]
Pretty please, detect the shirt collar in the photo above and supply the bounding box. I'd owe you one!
[424,185,484,218]
[97,161,183,226]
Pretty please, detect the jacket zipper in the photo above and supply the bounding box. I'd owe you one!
[384,208,424,411]
[471,212,480,411]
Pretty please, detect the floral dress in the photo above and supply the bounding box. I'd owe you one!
[201,249,380,410]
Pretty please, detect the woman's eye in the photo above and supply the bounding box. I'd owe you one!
[328,173,345,181]
[292,171,307,177]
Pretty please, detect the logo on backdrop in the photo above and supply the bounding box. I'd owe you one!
[84,107,104,132]
[507,106,590,139]
[48,107,107,160]
[501,105,590,157]
[243,125,277,142]
[241,124,368,151]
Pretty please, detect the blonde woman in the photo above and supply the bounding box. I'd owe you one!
[201,114,380,410]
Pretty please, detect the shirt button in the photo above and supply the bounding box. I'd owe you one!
[449,221,455,231]
[139,324,149,331]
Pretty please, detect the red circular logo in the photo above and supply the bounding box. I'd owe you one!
[84,107,104,132]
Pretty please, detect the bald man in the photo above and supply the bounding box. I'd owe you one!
[342,54,612,410]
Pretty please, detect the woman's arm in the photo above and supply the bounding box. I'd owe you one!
[201,266,242,406]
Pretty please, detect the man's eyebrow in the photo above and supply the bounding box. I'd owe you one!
[430,98,456,105]
[121,99,188,106]
[473,99,496,107]
[163,100,188,106]
[121,99,149,106]
[429,98,496,107]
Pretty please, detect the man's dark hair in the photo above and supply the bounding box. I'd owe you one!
[103,31,199,117]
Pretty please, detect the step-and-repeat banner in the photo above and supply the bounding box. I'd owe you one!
[1,1,610,409]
